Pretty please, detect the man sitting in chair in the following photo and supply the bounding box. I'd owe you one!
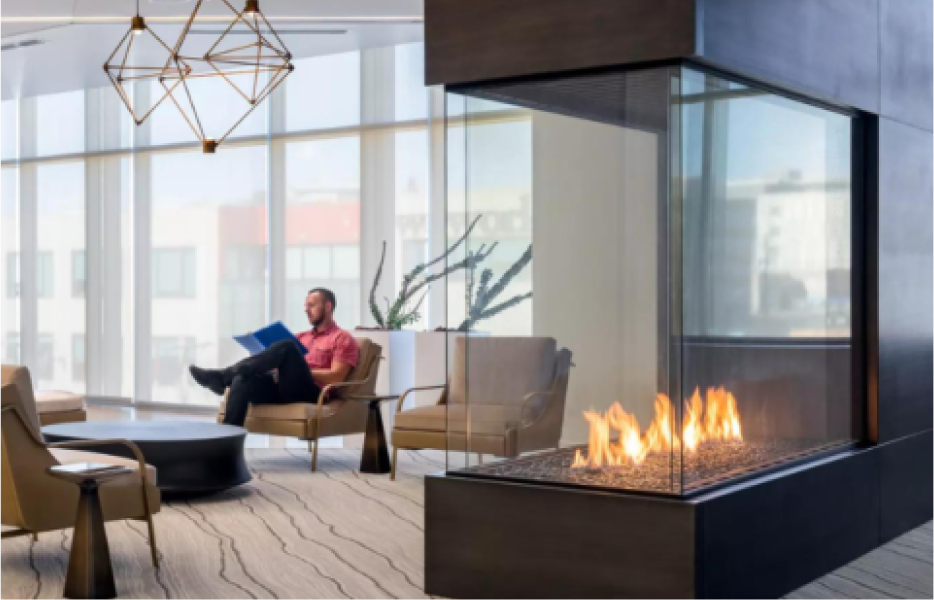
[189,288,360,427]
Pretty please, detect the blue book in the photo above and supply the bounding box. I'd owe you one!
[233,321,308,355]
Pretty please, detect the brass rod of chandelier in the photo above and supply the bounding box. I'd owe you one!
[253,11,261,100]
[175,63,207,139]
[257,7,289,55]
[161,78,204,142]
[218,66,291,145]
[161,66,288,80]
[103,29,130,68]
[119,30,135,80]
[203,6,241,58]
[206,58,254,103]
[135,77,186,125]
[206,40,263,57]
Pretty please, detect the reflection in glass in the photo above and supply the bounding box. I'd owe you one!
[680,68,852,339]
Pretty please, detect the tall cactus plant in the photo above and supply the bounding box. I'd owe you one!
[368,215,494,329]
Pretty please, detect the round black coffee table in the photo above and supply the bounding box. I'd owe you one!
[43,421,251,495]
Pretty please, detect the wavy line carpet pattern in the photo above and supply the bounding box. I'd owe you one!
[2,449,442,600]
[2,449,931,599]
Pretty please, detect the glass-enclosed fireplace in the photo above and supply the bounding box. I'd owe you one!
[443,64,860,496]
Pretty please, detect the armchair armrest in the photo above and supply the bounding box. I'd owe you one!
[520,390,554,426]
[395,385,447,414]
[47,438,153,489]
[47,437,161,569]
[318,376,376,406]
[1,404,46,446]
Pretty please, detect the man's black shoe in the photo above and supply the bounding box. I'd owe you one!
[189,365,227,396]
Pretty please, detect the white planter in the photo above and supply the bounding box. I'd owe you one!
[361,330,416,397]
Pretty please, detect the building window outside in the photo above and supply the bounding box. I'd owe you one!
[152,336,197,386]
[5,253,17,298]
[7,252,55,298]
[72,333,85,382]
[152,248,197,298]
[37,333,53,382]
[5,332,20,364]
[38,252,54,298]
[286,244,360,329]
[72,250,86,297]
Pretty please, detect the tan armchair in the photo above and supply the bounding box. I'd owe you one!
[1,365,160,568]
[390,336,572,480]
[218,337,382,471]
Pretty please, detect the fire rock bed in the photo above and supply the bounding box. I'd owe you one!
[461,439,853,494]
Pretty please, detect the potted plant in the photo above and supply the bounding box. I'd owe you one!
[358,216,493,404]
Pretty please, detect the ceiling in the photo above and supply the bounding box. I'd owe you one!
[1,0,425,100]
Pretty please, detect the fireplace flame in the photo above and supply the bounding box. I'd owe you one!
[571,387,743,469]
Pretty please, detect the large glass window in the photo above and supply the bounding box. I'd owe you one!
[285,136,362,331]
[2,101,17,160]
[34,91,85,157]
[1,168,17,364]
[395,43,429,122]
[36,160,85,391]
[149,145,267,405]
[286,52,361,132]
[146,77,267,146]
[2,43,445,411]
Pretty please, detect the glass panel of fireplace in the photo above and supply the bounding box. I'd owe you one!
[427,64,855,496]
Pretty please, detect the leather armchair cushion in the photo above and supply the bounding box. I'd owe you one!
[393,404,529,436]
[219,398,345,420]
[34,391,85,414]
[49,448,158,487]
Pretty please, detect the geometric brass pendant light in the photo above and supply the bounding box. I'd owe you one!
[105,0,294,153]
[162,0,294,153]
[103,0,192,125]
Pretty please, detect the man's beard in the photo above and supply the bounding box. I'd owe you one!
[310,314,324,327]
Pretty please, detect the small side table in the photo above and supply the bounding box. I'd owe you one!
[349,395,398,474]
[48,463,132,599]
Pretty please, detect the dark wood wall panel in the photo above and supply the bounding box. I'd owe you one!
[877,118,934,442]
[880,0,933,131]
[697,0,880,112]
[880,430,934,542]
[425,0,695,86]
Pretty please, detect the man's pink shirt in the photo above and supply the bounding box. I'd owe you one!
[295,322,359,371]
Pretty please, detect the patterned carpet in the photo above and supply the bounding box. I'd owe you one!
[2,449,442,599]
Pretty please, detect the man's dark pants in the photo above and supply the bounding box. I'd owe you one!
[222,340,322,427]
